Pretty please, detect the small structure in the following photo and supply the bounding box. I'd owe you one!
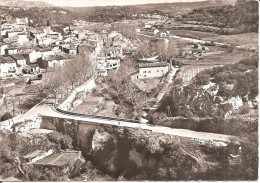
[34,150,83,173]
[136,62,169,79]
[0,56,17,77]
[22,149,54,163]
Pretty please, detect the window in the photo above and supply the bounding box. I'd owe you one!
[148,71,151,73]
[161,70,163,72]
[157,70,159,72]
[143,71,146,74]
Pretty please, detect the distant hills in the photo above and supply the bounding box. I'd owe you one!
[0,0,53,7]
[0,0,236,8]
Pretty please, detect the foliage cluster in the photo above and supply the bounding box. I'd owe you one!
[158,56,258,118]
[181,1,258,34]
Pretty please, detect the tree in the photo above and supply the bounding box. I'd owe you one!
[0,112,12,121]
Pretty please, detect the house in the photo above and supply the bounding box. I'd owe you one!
[103,46,123,58]
[160,31,168,37]
[78,44,94,55]
[154,29,160,35]
[1,23,14,36]
[96,57,120,77]
[17,33,29,44]
[38,55,70,69]
[106,58,120,70]
[0,43,8,55]
[137,62,169,79]
[22,149,54,163]
[37,47,54,59]
[62,44,77,55]
[22,63,40,74]
[0,56,17,77]
[145,24,152,29]
[7,28,23,38]
[20,49,40,63]
[10,54,27,66]
[46,31,62,40]
[5,47,18,55]
[33,150,83,174]
[28,28,46,39]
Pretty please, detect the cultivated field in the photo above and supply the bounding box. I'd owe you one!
[204,33,259,49]
[170,30,219,39]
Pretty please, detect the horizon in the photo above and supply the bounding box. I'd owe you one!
[24,0,209,7]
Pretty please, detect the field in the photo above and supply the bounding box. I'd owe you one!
[169,30,219,39]
[203,33,259,49]
[201,51,255,65]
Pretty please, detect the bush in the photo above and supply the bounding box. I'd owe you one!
[0,112,13,121]
[238,105,250,115]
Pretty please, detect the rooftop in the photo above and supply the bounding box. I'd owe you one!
[23,150,45,159]
[0,56,15,64]
[35,151,80,166]
[139,62,169,68]
[10,54,25,60]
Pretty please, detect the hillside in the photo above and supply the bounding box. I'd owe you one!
[179,0,258,34]
[158,56,258,119]
[0,0,236,25]
[0,0,53,7]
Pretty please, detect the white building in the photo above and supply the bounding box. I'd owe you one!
[137,62,169,79]
[0,56,17,77]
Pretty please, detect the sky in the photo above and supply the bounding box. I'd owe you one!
[24,0,207,7]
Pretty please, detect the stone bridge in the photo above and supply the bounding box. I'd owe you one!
[1,103,236,145]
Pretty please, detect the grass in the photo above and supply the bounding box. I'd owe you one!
[203,33,258,49]
[176,50,255,65]
[170,30,219,39]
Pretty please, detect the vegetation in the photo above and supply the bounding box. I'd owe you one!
[180,0,258,34]
[158,56,258,118]
[42,55,93,103]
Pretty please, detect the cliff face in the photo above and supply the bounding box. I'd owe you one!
[40,116,235,180]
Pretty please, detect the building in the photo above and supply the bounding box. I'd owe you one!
[106,58,120,69]
[10,54,27,66]
[62,44,77,55]
[20,49,40,63]
[137,62,169,79]
[0,43,8,55]
[5,47,18,55]
[17,33,29,44]
[38,55,70,69]
[78,44,94,55]
[0,56,17,77]
[33,150,83,174]
[22,149,54,163]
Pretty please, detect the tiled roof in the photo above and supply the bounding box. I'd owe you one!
[139,62,169,68]
[0,56,16,63]
[10,54,25,60]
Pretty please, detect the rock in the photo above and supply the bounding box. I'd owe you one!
[147,137,161,153]
[91,129,111,151]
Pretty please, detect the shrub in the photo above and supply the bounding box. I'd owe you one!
[0,112,13,121]
[238,105,250,115]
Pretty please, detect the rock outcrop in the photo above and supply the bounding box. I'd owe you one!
[91,129,111,151]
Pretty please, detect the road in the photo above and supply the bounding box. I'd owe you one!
[0,100,236,144]
[35,104,235,143]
